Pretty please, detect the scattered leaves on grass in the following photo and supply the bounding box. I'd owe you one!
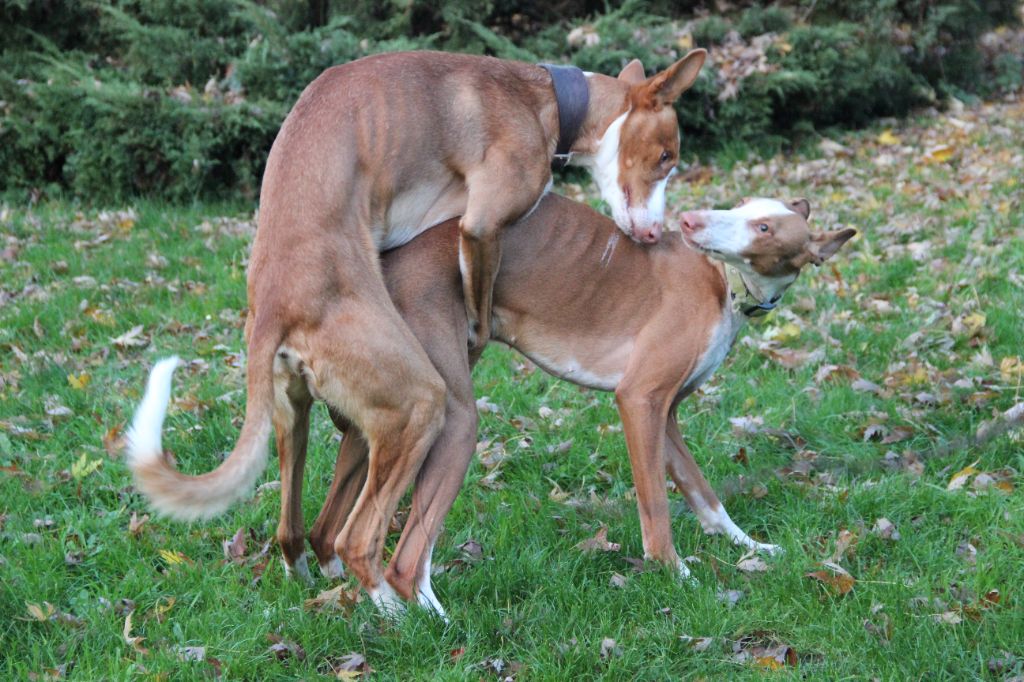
[175,646,206,662]
[70,453,102,480]
[873,518,900,541]
[608,572,627,588]
[304,585,360,614]
[324,652,371,679]
[805,563,856,595]
[458,539,484,562]
[128,512,149,536]
[123,613,148,654]
[267,633,306,661]
[222,527,247,563]
[599,637,622,660]
[158,548,192,566]
[574,526,620,553]
[736,550,769,573]
[110,325,149,349]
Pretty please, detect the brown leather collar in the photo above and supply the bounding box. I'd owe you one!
[538,64,590,169]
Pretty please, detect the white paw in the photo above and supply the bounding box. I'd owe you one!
[416,582,449,624]
[754,542,783,557]
[319,555,345,579]
[283,553,314,585]
[677,559,698,586]
[368,582,406,617]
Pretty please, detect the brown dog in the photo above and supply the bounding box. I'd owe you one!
[305,195,855,617]
[125,50,707,609]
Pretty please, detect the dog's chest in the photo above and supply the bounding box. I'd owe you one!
[379,180,467,250]
[680,310,739,396]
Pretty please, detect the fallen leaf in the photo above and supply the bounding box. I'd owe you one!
[123,613,148,654]
[872,517,900,541]
[458,539,484,561]
[831,529,858,562]
[609,572,627,588]
[70,453,102,480]
[304,585,359,614]
[222,527,247,563]
[111,325,149,349]
[158,548,192,566]
[877,130,901,146]
[599,637,622,660]
[575,526,620,553]
[736,552,769,573]
[176,646,206,662]
[128,512,149,536]
[25,602,56,621]
[267,633,306,661]
[947,461,980,491]
[67,373,90,390]
[932,610,963,625]
[806,569,856,595]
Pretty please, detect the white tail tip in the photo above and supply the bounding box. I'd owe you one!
[126,356,181,464]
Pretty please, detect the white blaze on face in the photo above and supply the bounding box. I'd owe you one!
[627,168,674,231]
[581,110,631,233]
[688,198,794,260]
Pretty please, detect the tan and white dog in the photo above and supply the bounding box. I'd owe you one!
[298,194,856,617]
[125,49,707,608]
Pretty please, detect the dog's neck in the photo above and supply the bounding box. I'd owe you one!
[721,263,795,321]
[566,74,631,157]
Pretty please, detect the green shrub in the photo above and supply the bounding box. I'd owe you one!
[0,0,1020,202]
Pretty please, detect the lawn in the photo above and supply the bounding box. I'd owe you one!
[1,95,1022,680]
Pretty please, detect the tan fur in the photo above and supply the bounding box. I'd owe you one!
[128,50,708,598]
[303,195,853,608]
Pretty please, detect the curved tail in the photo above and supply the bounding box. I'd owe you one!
[126,348,275,521]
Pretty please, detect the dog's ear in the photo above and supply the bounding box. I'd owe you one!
[733,196,752,208]
[789,198,811,219]
[637,49,706,108]
[806,228,856,266]
[617,59,646,85]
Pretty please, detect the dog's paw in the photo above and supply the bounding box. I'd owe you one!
[319,554,345,580]
[755,542,783,557]
[283,554,314,586]
[369,582,406,618]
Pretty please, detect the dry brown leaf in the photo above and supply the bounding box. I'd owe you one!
[806,569,856,595]
[304,585,359,614]
[947,461,980,491]
[575,527,620,553]
[128,512,149,536]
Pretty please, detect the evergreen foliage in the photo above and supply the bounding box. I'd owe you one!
[0,0,1019,202]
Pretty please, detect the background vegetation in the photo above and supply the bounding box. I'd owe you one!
[1,0,1022,202]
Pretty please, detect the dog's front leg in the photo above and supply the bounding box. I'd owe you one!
[459,152,551,347]
[615,385,687,578]
[664,409,780,556]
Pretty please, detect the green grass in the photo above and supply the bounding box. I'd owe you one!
[2,98,1024,679]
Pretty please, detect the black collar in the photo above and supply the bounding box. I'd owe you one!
[538,64,590,169]
[724,265,784,318]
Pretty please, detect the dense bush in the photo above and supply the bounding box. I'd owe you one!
[0,0,1020,202]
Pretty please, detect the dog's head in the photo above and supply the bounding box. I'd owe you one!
[680,198,856,303]
[585,49,706,245]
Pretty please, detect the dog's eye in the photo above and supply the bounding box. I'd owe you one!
[660,150,671,164]
[758,223,770,233]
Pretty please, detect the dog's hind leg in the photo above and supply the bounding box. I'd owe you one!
[384,376,477,620]
[273,348,315,583]
[306,297,446,613]
[309,425,369,579]
[663,408,780,555]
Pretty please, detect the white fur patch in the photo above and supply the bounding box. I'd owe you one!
[626,170,672,230]
[679,308,738,395]
[579,111,630,233]
[284,553,314,585]
[319,554,345,579]
[126,356,180,465]
[416,543,449,621]
[698,505,781,556]
[368,581,406,616]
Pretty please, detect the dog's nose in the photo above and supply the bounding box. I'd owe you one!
[680,212,703,233]
[637,223,662,244]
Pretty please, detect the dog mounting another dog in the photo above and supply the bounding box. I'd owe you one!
[125,49,707,609]
[128,187,854,617]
